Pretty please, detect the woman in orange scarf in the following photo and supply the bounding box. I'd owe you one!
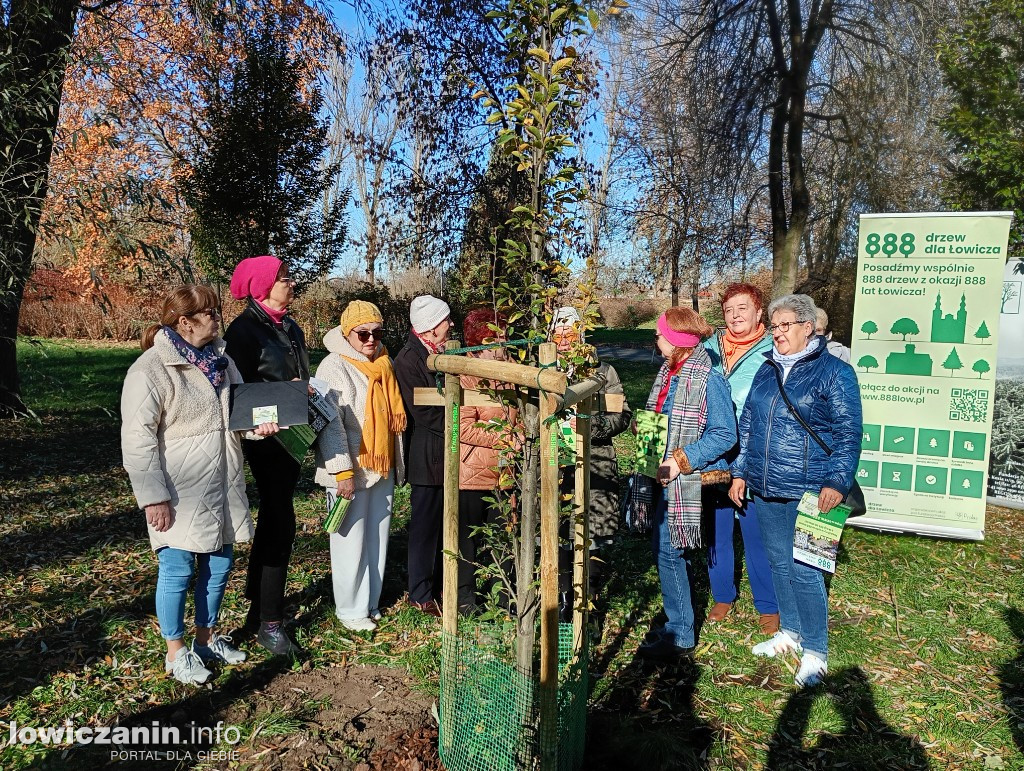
[313,301,407,631]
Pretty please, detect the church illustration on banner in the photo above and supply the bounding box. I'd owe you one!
[882,293,967,376]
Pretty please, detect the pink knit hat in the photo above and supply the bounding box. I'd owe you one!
[229,255,283,301]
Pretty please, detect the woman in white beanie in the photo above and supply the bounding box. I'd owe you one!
[394,295,452,615]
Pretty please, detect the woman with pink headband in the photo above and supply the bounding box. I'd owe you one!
[624,307,737,660]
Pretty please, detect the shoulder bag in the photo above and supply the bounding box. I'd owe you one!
[771,366,867,516]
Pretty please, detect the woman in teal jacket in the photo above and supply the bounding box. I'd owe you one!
[703,283,779,636]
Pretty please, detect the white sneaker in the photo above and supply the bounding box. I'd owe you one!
[795,652,827,687]
[192,633,246,665]
[369,608,383,622]
[751,630,802,658]
[165,648,212,685]
[338,616,376,632]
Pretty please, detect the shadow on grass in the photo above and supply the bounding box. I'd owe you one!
[20,560,338,769]
[585,533,717,770]
[999,606,1024,755]
[0,507,144,577]
[765,666,929,770]
[0,589,156,707]
[586,653,718,771]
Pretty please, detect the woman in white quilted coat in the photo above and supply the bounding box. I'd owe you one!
[313,300,406,631]
[121,285,258,685]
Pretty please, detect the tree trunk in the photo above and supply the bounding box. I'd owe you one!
[0,0,79,418]
[515,401,539,673]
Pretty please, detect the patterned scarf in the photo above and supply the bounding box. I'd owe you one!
[341,346,408,476]
[624,346,712,549]
[163,327,228,388]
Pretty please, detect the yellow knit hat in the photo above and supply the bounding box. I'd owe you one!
[340,300,384,335]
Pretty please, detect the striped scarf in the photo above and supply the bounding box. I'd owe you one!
[625,346,712,549]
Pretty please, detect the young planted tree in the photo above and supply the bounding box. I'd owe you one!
[185,19,347,286]
[472,0,609,681]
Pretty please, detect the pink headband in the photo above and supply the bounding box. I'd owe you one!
[657,313,701,348]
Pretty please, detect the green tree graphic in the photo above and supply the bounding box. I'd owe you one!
[857,354,879,373]
[974,321,991,343]
[861,320,878,339]
[891,317,920,341]
[972,359,990,378]
[942,347,964,376]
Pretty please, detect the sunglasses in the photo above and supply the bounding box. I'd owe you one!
[552,332,579,344]
[192,308,220,319]
[353,328,384,342]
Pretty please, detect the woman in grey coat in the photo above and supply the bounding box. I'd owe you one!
[552,307,632,617]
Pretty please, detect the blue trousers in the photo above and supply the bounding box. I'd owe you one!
[753,496,829,658]
[706,492,779,614]
[651,498,696,648]
[155,545,234,641]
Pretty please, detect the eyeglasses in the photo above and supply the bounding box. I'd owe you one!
[277,276,296,284]
[192,308,220,319]
[353,328,384,342]
[552,332,579,344]
[768,320,810,334]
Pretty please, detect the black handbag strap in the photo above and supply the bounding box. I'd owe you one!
[771,364,833,457]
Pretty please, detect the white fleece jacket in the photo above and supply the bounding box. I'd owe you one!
[313,326,406,490]
[120,330,253,552]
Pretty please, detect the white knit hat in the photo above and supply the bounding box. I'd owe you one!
[551,306,581,329]
[409,295,451,333]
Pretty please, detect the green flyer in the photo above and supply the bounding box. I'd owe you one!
[794,492,851,573]
[849,212,1012,540]
[634,409,668,479]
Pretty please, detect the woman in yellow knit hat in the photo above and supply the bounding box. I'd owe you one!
[313,300,407,630]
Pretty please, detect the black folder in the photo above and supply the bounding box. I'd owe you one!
[228,381,310,431]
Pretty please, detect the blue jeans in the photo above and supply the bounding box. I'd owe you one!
[753,496,828,658]
[706,493,779,614]
[156,545,234,641]
[651,498,696,648]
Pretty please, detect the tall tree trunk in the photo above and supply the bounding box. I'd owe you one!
[0,0,78,418]
[670,242,680,307]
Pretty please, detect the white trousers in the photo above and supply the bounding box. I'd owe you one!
[326,473,394,620]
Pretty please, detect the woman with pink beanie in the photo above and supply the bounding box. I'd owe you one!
[224,256,310,656]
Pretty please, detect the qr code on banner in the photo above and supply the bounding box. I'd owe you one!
[949,388,989,422]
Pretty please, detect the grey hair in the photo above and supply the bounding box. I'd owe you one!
[768,294,818,324]
[814,307,829,329]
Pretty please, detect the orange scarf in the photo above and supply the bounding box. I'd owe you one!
[722,324,766,373]
[341,346,408,476]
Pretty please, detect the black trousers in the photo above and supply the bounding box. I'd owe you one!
[242,437,301,622]
[456,489,512,610]
[407,485,444,604]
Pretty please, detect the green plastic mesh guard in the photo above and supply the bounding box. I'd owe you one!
[438,622,588,771]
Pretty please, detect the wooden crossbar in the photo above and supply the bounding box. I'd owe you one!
[413,386,624,412]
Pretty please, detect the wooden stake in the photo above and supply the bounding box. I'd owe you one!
[572,394,592,657]
[440,340,462,754]
[538,342,559,771]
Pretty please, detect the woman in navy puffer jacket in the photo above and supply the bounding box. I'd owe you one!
[729,294,862,688]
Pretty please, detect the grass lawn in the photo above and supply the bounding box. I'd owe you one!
[1,337,1022,769]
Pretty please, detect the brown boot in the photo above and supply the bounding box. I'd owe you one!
[759,613,780,635]
[707,602,733,622]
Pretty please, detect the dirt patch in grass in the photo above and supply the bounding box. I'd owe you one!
[220,664,439,769]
